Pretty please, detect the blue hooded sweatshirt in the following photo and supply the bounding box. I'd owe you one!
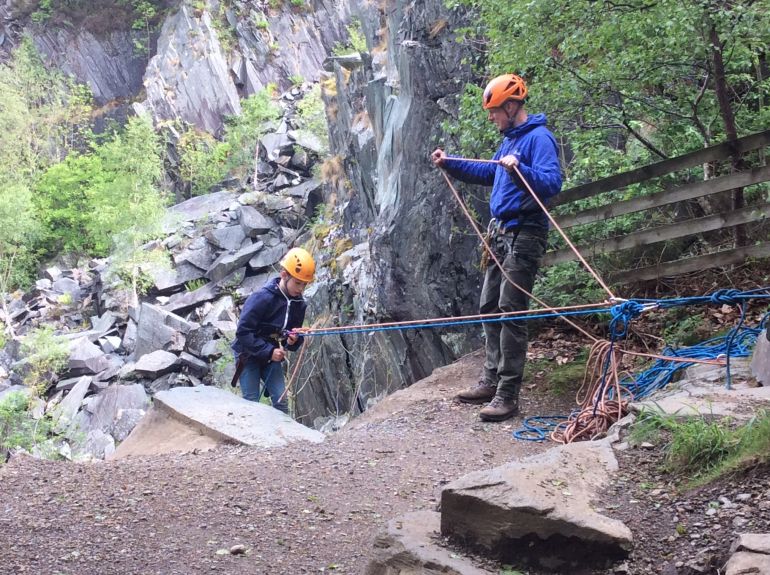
[232,277,306,365]
[443,113,562,230]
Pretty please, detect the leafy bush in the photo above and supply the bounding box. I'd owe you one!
[178,128,229,196]
[223,88,281,175]
[333,20,367,55]
[20,326,69,393]
[294,84,329,153]
[0,38,91,291]
[0,391,53,462]
[535,261,606,308]
[177,88,281,193]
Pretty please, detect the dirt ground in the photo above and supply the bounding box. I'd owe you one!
[1,346,768,575]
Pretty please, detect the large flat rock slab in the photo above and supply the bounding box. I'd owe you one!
[364,511,491,575]
[631,358,770,420]
[110,404,224,459]
[441,440,631,571]
[153,386,325,448]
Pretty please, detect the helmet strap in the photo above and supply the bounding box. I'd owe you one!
[504,100,521,128]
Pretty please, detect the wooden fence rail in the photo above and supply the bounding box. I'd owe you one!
[544,129,770,283]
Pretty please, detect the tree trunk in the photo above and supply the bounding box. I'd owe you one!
[709,21,747,247]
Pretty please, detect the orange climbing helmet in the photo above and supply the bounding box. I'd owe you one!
[482,74,528,110]
[280,247,316,283]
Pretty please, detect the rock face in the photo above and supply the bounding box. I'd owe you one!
[141,4,241,134]
[0,0,491,435]
[32,27,146,105]
[139,0,350,133]
[364,511,489,575]
[293,0,486,425]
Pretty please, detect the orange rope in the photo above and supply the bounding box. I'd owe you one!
[552,340,631,443]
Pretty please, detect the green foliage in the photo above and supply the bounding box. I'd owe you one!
[185,278,207,292]
[224,88,281,170]
[30,0,53,23]
[178,127,230,196]
[449,0,770,296]
[87,115,167,254]
[178,88,280,190]
[333,19,367,54]
[20,326,69,393]
[457,0,770,166]
[294,84,329,154]
[535,261,605,308]
[34,153,105,255]
[628,409,770,486]
[441,83,499,158]
[0,38,92,291]
[252,12,269,29]
[524,348,588,396]
[665,416,735,475]
[661,310,708,347]
[34,115,167,261]
[0,391,54,462]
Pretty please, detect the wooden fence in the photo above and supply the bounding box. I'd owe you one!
[543,129,770,283]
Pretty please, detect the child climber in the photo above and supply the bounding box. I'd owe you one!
[231,247,315,413]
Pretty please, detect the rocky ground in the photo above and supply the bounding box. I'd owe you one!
[1,345,768,575]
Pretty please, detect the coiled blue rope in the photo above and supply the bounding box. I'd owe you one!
[514,288,770,441]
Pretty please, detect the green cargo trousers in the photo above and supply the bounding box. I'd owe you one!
[480,226,548,401]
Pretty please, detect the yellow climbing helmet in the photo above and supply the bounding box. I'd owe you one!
[280,247,316,283]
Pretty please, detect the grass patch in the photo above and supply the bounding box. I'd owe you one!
[525,348,588,397]
[628,408,770,488]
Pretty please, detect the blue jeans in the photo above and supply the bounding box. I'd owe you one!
[239,360,288,414]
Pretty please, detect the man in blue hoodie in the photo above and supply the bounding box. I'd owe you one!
[431,74,562,421]
[231,247,315,414]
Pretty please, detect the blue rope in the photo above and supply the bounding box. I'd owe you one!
[300,305,614,337]
[513,415,570,441]
[513,289,770,442]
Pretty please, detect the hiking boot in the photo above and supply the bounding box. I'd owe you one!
[479,396,519,422]
[455,381,497,404]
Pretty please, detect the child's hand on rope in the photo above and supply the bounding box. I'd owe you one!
[271,347,286,362]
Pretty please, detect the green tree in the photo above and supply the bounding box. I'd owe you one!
[0,37,92,305]
[177,127,230,196]
[453,0,770,180]
[177,88,281,194]
[90,115,168,304]
[34,153,106,255]
[222,88,281,175]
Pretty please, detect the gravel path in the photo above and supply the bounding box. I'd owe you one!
[1,351,561,575]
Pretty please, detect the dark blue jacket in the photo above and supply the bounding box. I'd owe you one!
[232,277,306,365]
[443,113,562,230]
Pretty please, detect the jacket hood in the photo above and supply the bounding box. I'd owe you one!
[503,113,548,139]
